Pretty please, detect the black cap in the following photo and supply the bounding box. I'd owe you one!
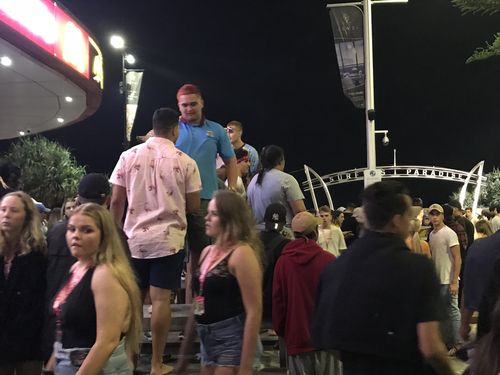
[443,203,454,218]
[77,173,110,200]
[264,203,287,224]
[448,199,462,211]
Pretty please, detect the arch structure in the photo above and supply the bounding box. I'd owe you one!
[303,162,487,212]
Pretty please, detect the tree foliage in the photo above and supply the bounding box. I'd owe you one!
[451,168,500,208]
[481,168,500,207]
[452,0,500,15]
[3,136,86,208]
[449,190,475,209]
[452,0,500,62]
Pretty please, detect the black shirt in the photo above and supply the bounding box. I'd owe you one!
[192,251,243,324]
[260,230,290,322]
[46,220,75,302]
[0,251,46,362]
[312,231,444,375]
[60,268,96,348]
[341,213,359,246]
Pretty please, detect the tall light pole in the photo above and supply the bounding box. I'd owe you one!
[329,1,407,186]
[110,35,135,149]
[362,0,407,185]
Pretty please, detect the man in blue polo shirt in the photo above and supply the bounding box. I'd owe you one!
[175,83,237,299]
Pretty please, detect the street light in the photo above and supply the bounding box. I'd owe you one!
[110,35,125,50]
[110,35,134,149]
[124,54,136,65]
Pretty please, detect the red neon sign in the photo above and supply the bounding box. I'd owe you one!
[0,0,90,78]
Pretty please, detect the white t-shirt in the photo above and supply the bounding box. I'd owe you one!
[317,225,346,257]
[429,225,459,284]
[491,215,500,233]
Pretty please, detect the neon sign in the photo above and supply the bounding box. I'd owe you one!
[0,0,90,78]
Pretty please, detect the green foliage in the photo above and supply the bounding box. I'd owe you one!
[3,136,85,208]
[452,0,500,15]
[449,190,475,209]
[481,168,500,207]
[452,0,500,62]
[467,32,500,62]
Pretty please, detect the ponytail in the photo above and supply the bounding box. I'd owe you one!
[256,145,285,186]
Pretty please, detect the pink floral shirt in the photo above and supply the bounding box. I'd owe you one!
[110,137,202,258]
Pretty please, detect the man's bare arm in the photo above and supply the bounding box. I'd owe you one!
[186,191,200,215]
[449,244,461,295]
[223,157,238,191]
[417,321,454,375]
[110,185,127,228]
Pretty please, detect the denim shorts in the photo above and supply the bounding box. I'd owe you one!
[196,314,244,367]
[54,339,131,375]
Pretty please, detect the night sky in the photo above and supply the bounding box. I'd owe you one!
[3,0,499,207]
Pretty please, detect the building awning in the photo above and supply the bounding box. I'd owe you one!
[0,0,103,139]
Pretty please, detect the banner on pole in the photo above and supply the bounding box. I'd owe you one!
[125,70,144,143]
[329,6,365,108]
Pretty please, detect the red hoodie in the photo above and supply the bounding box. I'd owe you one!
[272,237,335,355]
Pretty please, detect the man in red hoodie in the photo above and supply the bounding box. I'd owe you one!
[272,211,340,374]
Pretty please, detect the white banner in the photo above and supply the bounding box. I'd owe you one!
[329,6,365,108]
[125,70,143,143]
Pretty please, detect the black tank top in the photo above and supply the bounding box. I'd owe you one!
[60,267,96,348]
[193,251,244,324]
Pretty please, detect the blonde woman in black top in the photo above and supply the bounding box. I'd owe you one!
[0,192,46,375]
[52,204,141,375]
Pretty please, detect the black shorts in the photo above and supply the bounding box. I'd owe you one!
[132,250,185,290]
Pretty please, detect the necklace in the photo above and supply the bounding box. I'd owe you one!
[3,252,16,277]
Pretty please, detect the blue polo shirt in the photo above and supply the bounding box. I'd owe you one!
[176,119,235,199]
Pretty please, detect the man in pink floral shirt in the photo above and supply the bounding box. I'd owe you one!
[110,107,201,375]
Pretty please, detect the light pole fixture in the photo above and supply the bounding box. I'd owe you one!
[328,0,408,186]
[110,35,133,149]
[374,129,389,146]
[362,0,406,185]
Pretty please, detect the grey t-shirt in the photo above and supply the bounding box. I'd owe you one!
[247,169,305,229]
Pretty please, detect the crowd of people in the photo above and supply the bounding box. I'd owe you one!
[1,83,500,375]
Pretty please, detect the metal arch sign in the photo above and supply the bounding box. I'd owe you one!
[302,162,487,216]
[303,165,487,191]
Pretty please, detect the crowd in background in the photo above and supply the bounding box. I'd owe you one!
[0,83,499,375]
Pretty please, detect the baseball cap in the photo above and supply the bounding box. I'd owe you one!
[291,211,318,235]
[428,203,444,214]
[442,204,454,217]
[264,203,287,224]
[77,173,110,201]
[448,199,462,211]
[33,199,51,213]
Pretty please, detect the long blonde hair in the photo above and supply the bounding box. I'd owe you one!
[408,218,423,255]
[213,190,262,260]
[0,191,46,255]
[71,203,142,355]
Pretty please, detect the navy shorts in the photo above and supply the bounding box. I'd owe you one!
[196,314,244,367]
[132,250,185,290]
